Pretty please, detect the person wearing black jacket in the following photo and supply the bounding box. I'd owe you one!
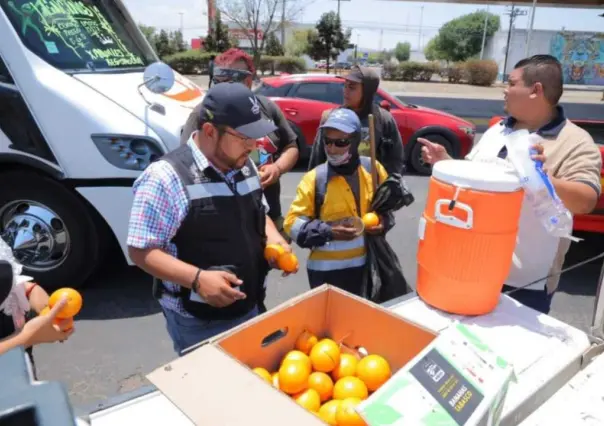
[308,66,405,176]
[180,49,299,314]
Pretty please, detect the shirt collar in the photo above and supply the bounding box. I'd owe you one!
[187,133,239,179]
[502,105,567,137]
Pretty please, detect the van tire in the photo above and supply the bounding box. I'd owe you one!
[0,171,100,291]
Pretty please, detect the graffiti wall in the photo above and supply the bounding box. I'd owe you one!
[550,32,604,86]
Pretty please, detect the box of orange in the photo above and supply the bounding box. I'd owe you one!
[146,285,436,425]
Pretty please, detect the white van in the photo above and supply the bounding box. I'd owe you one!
[0,0,203,288]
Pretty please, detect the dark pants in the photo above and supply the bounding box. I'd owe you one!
[307,265,366,296]
[502,285,554,314]
[257,216,289,315]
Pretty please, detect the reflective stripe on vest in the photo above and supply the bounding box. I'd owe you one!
[307,255,367,272]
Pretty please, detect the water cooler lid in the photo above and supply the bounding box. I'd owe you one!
[432,159,521,193]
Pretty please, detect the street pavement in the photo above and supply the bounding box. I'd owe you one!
[34,163,604,411]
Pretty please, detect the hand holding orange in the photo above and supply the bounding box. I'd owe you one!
[362,212,380,228]
[48,288,82,319]
[264,244,299,274]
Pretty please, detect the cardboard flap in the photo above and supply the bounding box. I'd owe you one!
[147,345,324,426]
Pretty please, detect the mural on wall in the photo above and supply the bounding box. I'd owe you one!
[550,32,604,86]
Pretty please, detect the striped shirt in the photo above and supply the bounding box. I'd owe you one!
[127,136,268,317]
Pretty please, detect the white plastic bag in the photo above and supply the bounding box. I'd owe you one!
[0,238,30,329]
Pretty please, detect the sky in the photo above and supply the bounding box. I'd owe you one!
[123,0,604,51]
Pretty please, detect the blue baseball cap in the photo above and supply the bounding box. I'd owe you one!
[200,82,277,138]
[320,108,361,134]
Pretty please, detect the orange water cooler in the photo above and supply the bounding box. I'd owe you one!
[417,160,524,315]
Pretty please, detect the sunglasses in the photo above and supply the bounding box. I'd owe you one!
[212,67,252,84]
[324,137,352,147]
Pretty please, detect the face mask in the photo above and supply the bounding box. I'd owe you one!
[326,151,351,166]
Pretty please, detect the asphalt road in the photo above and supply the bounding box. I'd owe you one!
[32,165,604,412]
[398,96,604,132]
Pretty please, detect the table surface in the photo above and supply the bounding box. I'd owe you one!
[85,294,591,426]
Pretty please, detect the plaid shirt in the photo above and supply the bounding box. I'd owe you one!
[127,136,269,317]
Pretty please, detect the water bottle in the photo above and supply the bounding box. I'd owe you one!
[505,130,573,239]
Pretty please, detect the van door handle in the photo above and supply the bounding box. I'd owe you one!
[284,108,298,116]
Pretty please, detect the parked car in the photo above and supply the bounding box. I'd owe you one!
[488,116,604,233]
[254,74,476,175]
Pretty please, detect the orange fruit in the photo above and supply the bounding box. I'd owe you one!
[318,399,341,425]
[252,367,272,383]
[55,317,74,332]
[333,376,368,400]
[295,330,318,355]
[362,212,380,228]
[293,388,321,412]
[264,244,285,262]
[336,397,366,426]
[271,372,279,388]
[279,360,310,394]
[277,252,299,273]
[48,288,82,319]
[332,353,359,381]
[39,306,50,316]
[356,354,392,392]
[282,350,312,371]
[310,338,341,373]
[307,371,334,402]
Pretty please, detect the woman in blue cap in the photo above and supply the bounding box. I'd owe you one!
[284,108,391,296]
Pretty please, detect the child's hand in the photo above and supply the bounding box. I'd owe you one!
[21,297,73,346]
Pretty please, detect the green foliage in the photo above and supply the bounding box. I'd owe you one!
[393,42,411,62]
[285,29,313,57]
[204,10,232,53]
[424,37,446,62]
[163,50,217,74]
[265,32,285,56]
[307,11,351,73]
[430,11,500,62]
[137,24,186,57]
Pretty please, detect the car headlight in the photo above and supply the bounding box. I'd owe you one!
[459,126,476,136]
[91,134,164,171]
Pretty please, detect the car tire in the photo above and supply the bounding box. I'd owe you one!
[410,134,454,176]
[0,170,101,291]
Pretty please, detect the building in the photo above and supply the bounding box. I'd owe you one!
[484,29,604,86]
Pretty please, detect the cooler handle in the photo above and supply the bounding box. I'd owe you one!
[434,199,474,230]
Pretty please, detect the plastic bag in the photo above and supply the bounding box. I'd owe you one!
[505,130,574,239]
[0,238,29,329]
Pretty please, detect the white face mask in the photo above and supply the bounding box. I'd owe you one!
[326,151,351,166]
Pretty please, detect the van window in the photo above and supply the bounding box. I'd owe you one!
[0,55,14,84]
[1,0,156,72]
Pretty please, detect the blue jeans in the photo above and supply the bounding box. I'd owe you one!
[162,306,259,355]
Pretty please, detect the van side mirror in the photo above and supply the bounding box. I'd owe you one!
[143,62,175,94]
[380,100,391,111]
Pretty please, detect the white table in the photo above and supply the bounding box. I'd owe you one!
[85,295,590,426]
[519,351,604,425]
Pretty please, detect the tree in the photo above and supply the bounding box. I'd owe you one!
[218,0,305,64]
[204,10,232,53]
[424,37,446,61]
[434,11,500,62]
[155,29,173,57]
[285,29,312,57]
[306,11,351,73]
[265,32,284,56]
[169,30,187,53]
[393,42,411,62]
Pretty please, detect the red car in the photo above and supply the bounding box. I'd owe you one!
[488,116,604,234]
[254,74,476,175]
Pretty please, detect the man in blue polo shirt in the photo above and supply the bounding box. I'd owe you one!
[419,55,601,314]
[127,83,292,355]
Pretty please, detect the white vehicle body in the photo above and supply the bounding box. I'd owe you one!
[0,0,203,288]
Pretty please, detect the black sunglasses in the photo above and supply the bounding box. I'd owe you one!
[212,67,252,84]
[324,136,352,147]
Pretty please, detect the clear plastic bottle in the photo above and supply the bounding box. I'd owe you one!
[505,130,573,239]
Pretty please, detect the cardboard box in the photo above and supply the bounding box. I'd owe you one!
[147,285,436,425]
[358,322,515,426]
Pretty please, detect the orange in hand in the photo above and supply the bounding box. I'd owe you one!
[278,252,299,273]
[295,330,318,355]
[264,244,285,263]
[362,212,380,228]
[356,354,392,392]
[39,306,50,316]
[56,317,74,332]
[48,288,82,319]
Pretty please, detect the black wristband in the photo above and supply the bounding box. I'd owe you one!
[191,268,202,293]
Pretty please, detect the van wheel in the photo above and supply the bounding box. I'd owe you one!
[410,134,453,176]
[0,171,100,291]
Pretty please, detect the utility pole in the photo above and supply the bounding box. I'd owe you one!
[525,0,538,56]
[281,0,286,46]
[333,0,350,20]
[179,12,184,34]
[480,6,490,59]
[418,5,424,51]
[502,5,527,82]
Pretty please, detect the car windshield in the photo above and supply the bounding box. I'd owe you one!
[1,0,156,72]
